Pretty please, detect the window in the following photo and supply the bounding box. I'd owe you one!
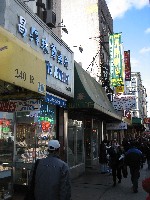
[15,103,56,185]
[0,112,14,195]
[68,120,84,167]
[46,0,53,10]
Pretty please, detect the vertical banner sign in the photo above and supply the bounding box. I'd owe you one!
[124,50,131,81]
[101,64,110,87]
[109,33,124,87]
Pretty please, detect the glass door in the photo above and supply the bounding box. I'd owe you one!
[0,112,14,198]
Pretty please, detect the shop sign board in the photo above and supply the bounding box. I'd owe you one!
[124,50,131,81]
[115,86,124,93]
[0,27,46,95]
[143,118,150,124]
[0,100,41,112]
[132,117,142,124]
[113,94,136,111]
[46,92,67,108]
[1,0,74,97]
[0,0,74,98]
[106,122,127,130]
[109,33,124,87]
[0,94,66,113]
[16,15,74,97]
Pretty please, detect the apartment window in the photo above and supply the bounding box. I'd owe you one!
[46,0,53,10]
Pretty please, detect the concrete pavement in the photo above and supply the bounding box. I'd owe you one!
[12,163,150,200]
[71,164,149,200]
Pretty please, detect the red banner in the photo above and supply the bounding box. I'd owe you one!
[124,50,131,81]
[143,118,150,124]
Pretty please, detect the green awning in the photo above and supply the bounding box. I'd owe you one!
[68,61,122,121]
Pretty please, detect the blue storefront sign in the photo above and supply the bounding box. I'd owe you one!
[45,92,66,108]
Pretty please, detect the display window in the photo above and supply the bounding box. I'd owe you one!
[68,119,84,167]
[15,103,56,186]
[0,112,14,198]
[92,129,98,159]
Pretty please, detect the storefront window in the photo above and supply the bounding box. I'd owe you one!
[68,127,75,167]
[76,125,84,164]
[92,129,98,159]
[68,120,84,167]
[0,112,14,198]
[85,128,91,159]
[15,103,56,186]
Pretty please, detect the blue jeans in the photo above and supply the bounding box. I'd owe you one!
[100,163,107,173]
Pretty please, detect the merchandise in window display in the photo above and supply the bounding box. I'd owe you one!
[16,122,56,163]
[15,118,56,185]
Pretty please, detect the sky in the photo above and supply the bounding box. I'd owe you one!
[106,0,150,117]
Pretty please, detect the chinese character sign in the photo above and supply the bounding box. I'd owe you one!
[113,95,136,111]
[109,33,124,87]
[124,50,131,81]
[17,16,73,97]
[101,64,110,87]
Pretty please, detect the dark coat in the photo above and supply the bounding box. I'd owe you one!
[99,143,107,164]
[145,144,150,160]
[108,146,123,169]
[124,147,143,168]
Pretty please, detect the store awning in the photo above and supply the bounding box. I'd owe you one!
[0,26,46,96]
[67,61,122,122]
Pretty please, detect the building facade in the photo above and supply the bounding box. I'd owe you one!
[125,72,148,134]
[0,0,74,195]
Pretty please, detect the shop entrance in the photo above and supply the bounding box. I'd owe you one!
[84,119,99,168]
[0,112,14,198]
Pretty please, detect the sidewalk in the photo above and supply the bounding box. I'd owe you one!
[12,164,150,200]
[71,164,150,200]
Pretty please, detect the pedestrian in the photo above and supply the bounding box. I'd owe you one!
[24,139,71,200]
[122,137,130,152]
[145,139,150,170]
[142,176,150,200]
[99,139,108,174]
[107,140,124,186]
[124,140,143,193]
[106,140,112,174]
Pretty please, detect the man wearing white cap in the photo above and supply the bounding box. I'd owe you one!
[25,140,71,200]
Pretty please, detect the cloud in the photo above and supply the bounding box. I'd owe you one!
[106,0,148,19]
[145,28,150,34]
[139,47,150,53]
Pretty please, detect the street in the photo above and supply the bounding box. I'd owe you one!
[71,163,149,200]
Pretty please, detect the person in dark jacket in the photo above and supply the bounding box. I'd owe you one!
[107,140,124,186]
[124,140,143,193]
[99,139,108,174]
[145,139,150,170]
[25,140,71,200]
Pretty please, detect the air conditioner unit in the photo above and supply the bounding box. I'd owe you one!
[43,10,56,28]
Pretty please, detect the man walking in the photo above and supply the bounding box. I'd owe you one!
[25,140,71,200]
[124,140,143,193]
[107,140,124,186]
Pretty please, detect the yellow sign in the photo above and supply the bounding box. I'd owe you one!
[116,86,124,93]
[0,27,46,95]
